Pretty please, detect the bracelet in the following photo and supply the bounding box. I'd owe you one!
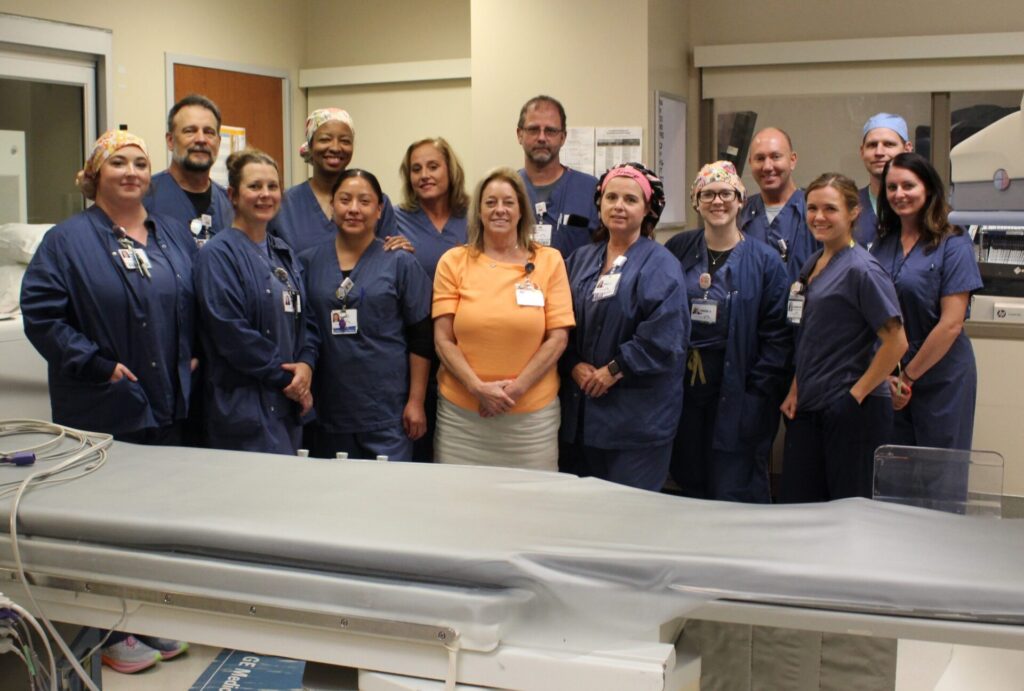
[901,370,917,385]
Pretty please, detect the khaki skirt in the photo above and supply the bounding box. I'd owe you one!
[435,394,559,471]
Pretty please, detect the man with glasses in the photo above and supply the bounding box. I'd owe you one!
[145,94,233,247]
[516,95,599,258]
[856,113,913,248]
[739,127,817,285]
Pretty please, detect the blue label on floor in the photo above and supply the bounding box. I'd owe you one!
[189,649,305,690]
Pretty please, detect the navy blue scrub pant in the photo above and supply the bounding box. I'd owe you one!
[670,349,770,503]
[781,392,892,502]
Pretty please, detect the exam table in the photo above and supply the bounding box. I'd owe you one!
[1,438,1022,690]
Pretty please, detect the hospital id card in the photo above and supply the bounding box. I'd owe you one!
[515,284,545,307]
[691,299,718,324]
[331,308,358,335]
[283,290,301,314]
[533,223,553,246]
[118,248,138,270]
[592,273,621,301]
[787,294,804,324]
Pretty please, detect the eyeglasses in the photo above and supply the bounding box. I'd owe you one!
[521,126,563,138]
[697,189,738,203]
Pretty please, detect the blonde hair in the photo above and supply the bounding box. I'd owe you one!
[467,168,536,254]
[399,137,469,215]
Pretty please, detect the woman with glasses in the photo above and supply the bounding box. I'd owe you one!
[559,163,687,491]
[666,161,791,502]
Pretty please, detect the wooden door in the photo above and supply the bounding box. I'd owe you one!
[173,64,284,169]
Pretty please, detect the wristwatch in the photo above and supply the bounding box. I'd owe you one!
[607,360,621,376]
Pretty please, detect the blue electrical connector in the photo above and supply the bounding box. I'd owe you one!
[0,452,35,466]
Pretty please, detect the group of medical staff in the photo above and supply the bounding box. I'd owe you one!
[19,97,983,509]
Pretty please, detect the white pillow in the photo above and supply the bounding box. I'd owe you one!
[0,264,26,316]
[0,223,52,265]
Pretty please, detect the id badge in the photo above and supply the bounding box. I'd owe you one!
[134,248,152,270]
[118,249,138,270]
[787,294,805,324]
[331,308,358,335]
[592,273,621,301]
[533,223,553,246]
[283,290,296,313]
[691,298,718,324]
[516,283,545,307]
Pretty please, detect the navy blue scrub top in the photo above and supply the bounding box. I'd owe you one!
[560,237,688,449]
[855,186,879,248]
[194,228,318,450]
[271,180,397,254]
[682,246,735,350]
[300,239,431,434]
[519,167,600,258]
[394,207,468,279]
[144,170,234,237]
[740,190,820,285]
[870,231,982,369]
[794,244,902,412]
[20,205,196,435]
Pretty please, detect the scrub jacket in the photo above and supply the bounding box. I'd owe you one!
[271,180,397,254]
[194,228,318,454]
[144,170,234,237]
[394,207,468,279]
[300,239,431,434]
[666,229,792,453]
[560,237,688,449]
[871,231,983,449]
[740,190,820,285]
[519,167,599,258]
[21,206,196,435]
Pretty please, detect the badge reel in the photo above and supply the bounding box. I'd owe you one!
[332,276,358,334]
[190,214,213,248]
[690,272,718,324]
[592,255,627,301]
[114,225,150,279]
[532,201,552,246]
[274,267,301,317]
[516,262,545,307]
[787,281,805,325]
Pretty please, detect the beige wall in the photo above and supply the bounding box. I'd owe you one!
[693,0,1024,45]
[306,80,472,203]
[304,0,470,67]
[469,0,650,184]
[1,0,309,184]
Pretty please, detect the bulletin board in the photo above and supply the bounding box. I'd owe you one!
[654,91,687,228]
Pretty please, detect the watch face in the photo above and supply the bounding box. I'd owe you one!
[608,360,620,376]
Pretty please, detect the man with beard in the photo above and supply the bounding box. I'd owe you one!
[739,127,817,285]
[855,113,913,248]
[145,94,233,246]
[516,95,599,258]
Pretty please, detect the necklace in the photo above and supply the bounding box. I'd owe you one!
[708,248,729,266]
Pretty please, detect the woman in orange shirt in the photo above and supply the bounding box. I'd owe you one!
[432,167,575,470]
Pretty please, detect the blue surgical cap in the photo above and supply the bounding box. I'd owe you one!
[862,113,909,142]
